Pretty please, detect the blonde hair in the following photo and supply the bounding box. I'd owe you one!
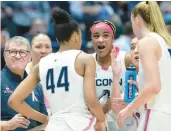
[132,1,171,47]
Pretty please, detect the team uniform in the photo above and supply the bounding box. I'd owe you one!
[137,32,171,131]
[93,51,138,131]
[39,50,95,131]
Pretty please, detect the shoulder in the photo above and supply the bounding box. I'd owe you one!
[1,68,9,82]
[1,68,6,76]
[138,35,159,47]
[78,51,95,62]
[77,52,96,69]
[40,53,54,63]
[138,36,159,52]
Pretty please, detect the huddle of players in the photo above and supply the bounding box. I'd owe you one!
[8,1,171,131]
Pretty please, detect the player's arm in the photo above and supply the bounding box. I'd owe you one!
[83,54,105,122]
[111,75,123,115]
[102,98,111,114]
[8,64,48,124]
[110,48,123,115]
[126,37,161,111]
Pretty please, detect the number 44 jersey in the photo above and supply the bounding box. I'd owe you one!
[39,50,95,131]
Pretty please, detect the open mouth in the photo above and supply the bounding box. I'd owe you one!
[134,56,139,60]
[98,45,105,50]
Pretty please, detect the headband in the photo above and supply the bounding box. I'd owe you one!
[91,22,114,38]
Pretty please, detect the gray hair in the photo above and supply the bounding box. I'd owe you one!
[4,36,31,51]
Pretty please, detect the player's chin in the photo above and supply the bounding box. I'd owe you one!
[134,62,139,69]
[98,50,109,58]
[133,60,139,67]
[98,52,107,58]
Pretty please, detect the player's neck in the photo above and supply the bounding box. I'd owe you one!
[58,44,73,52]
[139,27,151,39]
[96,53,111,67]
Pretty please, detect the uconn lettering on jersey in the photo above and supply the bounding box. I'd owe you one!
[96,79,122,86]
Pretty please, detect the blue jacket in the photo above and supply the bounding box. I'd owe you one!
[1,65,48,131]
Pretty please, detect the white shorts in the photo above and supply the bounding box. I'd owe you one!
[45,114,95,131]
[137,109,171,131]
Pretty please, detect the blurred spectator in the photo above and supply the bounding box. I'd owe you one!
[167,22,171,35]
[47,20,60,52]
[160,1,171,24]
[24,18,48,42]
[1,3,18,37]
[2,1,50,35]
[110,12,123,39]
[1,1,170,54]
[109,2,130,24]
[84,41,95,54]
[128,1,140,11]
[160,1,171,13]
[1,30,10,70]
[1,36,48,131]
[167,22,171,55]
[48,1,70,13]
[69,1,114,42]
[114,22,134,52]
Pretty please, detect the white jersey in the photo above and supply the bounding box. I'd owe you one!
[93,52,138,131]
[138,32,171,114]
[39,50,95,131]
[93,51,126,97]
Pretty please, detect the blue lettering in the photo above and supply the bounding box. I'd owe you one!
[96,79,102,86]
[96,79,112,86]
[119,79,122,86]
[103,79,108,86]
[96,78,122,86]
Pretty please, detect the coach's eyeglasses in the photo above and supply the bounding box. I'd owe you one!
[5,50,30,58]
[90,20,116,34]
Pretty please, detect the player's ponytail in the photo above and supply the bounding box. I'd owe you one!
[149,1,171,47]
[52,8,80,43]
[132,1,171,47]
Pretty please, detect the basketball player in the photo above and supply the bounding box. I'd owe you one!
[130,37,139,71]
[115,2,171,131]
[8,8,106,131]
[90,20,138,131]
[111,37,140,129]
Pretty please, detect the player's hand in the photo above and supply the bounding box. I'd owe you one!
[128,80,139,92]
[44,116,49,126]
[94,120,106,131]
[113,98,128,110]
[7,114,30,130]
[111,46,122,76]
[117,106,133,128]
